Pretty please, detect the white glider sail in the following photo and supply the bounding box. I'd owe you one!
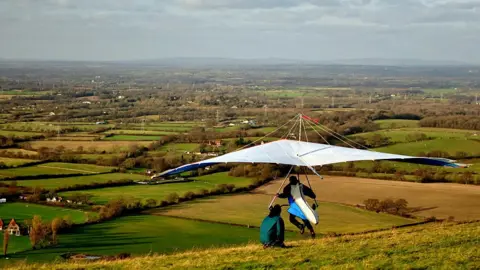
[157,139,460,177]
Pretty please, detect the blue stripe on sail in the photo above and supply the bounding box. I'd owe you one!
[391,158,461,168]
[287,197,307,220]
[159,162,218,177]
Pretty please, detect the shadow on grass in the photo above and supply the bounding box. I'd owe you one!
[408,206,438,213]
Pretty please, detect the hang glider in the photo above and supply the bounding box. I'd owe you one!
[156,139,461,178]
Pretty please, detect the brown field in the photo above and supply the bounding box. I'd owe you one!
[46,136,99,141]
[258,176,480,221]
[151,193,414,234]
[27,140,153,152]
[0,148,38,156]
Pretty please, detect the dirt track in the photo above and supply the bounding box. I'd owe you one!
[258,176,480,220]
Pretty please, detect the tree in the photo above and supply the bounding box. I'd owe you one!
[3,231,9,257]
[29,215,45,249]
[51,217,63,244]
[364,199,380,212]
[145,198,157,208]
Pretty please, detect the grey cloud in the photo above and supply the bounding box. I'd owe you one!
[0,0,479,63]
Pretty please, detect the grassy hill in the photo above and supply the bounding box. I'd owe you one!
[9,221,479,269]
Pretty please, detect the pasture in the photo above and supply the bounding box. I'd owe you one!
[353,128,478,144]
[375,138,480,156]
[0,130,44,138]
[9,215,281,263]
[0,148,38,156]
[14,173,147,189]
[0,157,36,166]
[159,143,200,152]
[0,122,114,132]
[46,136,98,141]
[152,194,413,234]
[124,123,195,132]
[0,202,89,224]
[103,135,163,141]
[0,162,113,179]
[26,140,153,152]
[108,129,176,136]
[374,119,419,129]
[258,176,480,220]
[59,172,253,204]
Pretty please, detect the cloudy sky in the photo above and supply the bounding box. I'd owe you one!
[0,0,479,63]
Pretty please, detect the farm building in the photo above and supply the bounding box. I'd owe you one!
[207,140,222,147]
[7,219,21,236]
[0,198,6,203]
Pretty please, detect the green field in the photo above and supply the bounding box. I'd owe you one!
[0,130,44,138]
[27,140,153,152]
[374,119,419,129]
[5,215,284,264]
[0,162,113,179]
[353,128,478,144]
[0,202,88,224]
[103,135,163,141]
[108,130,176,136]
[0,122,114,132]
[23,222,479,269]
[0,157,36,166]
[0,90,51,95]
[375,138,480,156]
[151,193,414,234]
[0,202,92,256]
[160,143,200,152]
[124,123,196,132]
[59,172,253,204]
[78,153,124,162]
[14,173,148,189]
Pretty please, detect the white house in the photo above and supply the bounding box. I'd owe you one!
[0,198,6,203]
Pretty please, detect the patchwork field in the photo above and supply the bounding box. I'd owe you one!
[14,173,148,189]
[108,130,176,136]
[26,141,153,152]
[0,202,89,224]
[0,130,44,138]
[160,143,200,152]
[375,138,480,156]
[374,119,419,129]
[103,135,163,141]
[0,157,36,166]
[59,172,253,204]
[0,148,38,156]
[151,194,414,234]
[258,176,480,220]
[0,122,114,132]
[0,162,114,179]
[354,128,478,144]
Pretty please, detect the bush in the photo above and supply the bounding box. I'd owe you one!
[363,198,409,216]
[165,193,179,204]
[145,198,158,208]
[182,191,196,200]
[364,199,380,212]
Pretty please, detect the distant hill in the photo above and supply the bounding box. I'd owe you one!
[2,57,475,68]
[11,221,479,269]
[326,58,471,67]
[125,57,475,67]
